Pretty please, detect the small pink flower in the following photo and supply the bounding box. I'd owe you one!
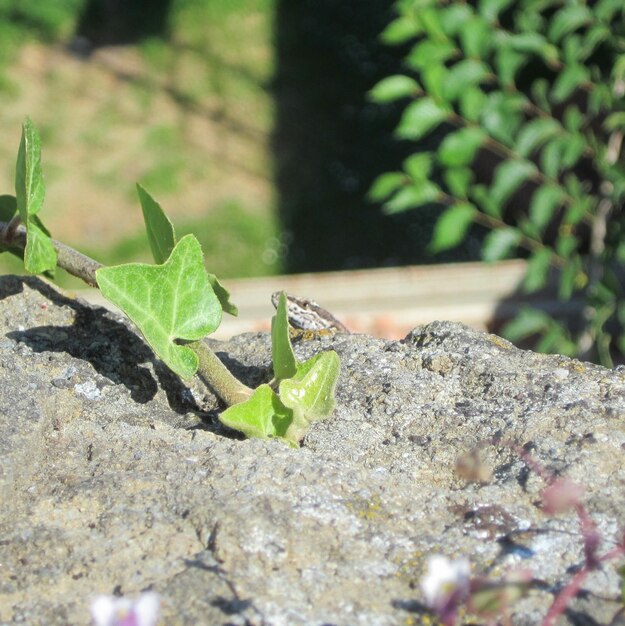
[90,591,160,626]
[421,555,471,625]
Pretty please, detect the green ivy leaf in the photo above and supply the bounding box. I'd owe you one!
[430,202,476,252]
[219,384,292,441]
[438,127,487,167]
[552,64,590,103]
[524,248,553,292]
[529,185,564,234]
[548,5,592,43]
[207,273,238,316]
[395,97,451,141]
[368,172,406,202]
[280,350,340,445]
[14,118,56,275]
[471,184,501,218]
[137,183,176,264]
[136,184,237,316]
[383,181,441,214]
[490,159,537,206]
[368,75,420,103]
[482,227,521,262]
[96,234,221,379]
[515,118,561,157]
[271,291,297,381]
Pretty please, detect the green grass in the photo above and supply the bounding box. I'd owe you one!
[0,0,277,290]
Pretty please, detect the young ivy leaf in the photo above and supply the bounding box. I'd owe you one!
[15,118,56,275]
[96,234,221,379]
[219,384,293,442]
[271,291,297,381]
[137,183,238,316]
[280,350,340,444]
[137,183,176,265]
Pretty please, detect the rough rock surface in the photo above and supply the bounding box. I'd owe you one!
[1,275,624,625]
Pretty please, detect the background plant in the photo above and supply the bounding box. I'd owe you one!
[0,118,340,447]
[369,0,625,366]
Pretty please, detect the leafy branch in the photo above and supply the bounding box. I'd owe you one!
[370,0,625,365]
[0,118,341,447]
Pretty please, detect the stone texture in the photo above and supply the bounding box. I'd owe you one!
[0,275,624,625]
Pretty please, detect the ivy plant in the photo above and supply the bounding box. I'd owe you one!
[370,0,625,366]
[0,118,340,447]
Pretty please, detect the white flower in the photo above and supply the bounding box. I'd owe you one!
[421,554,470,615]
[90,591,160,626]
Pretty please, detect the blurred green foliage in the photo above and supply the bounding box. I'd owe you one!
[371,0,625,365]
[0,0,278,282]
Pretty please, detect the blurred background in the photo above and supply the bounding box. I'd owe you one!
[0,0,623,363]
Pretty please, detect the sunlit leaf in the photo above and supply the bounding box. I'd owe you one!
[406,40,456,71]
[137,183,176,264]
[460,15,491,57]
[96,235,221,379]
[490,159,537,206]
[381,15,422,44]
[524,248,553,292]
[529,185,564,234]
[552,64,590,103]
[207,273,238,316]
[368,75,420,103]
[14,118,56,275]
[459,87,487,122]
[403,153,433,181]
[271,291,297,381]
[395,97,451,141]
[444,167,473,197]
[430,202,476,251]
[548,5,592,42]
[383,182,441,214]
[443,60,490,101]
[368,172,406,202]
[438,127,487,167]
[478,0,515,23]
[439,3,473,36]
[280,351,341,444]
[502,306,550,342]
[219,384,292,441]
[515,118,561,157]
[482,227,521,261]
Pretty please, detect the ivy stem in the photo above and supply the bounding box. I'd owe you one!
[0,219,254,406]
[188,340,254,406]
[0,221,103,287]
